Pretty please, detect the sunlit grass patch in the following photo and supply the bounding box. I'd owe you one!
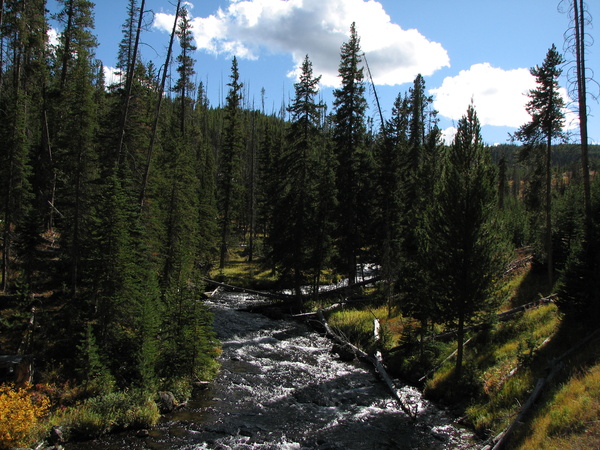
[210,248,277,289]
[328,306,394,351]
[520,364,600,449]
[460,304,559,436]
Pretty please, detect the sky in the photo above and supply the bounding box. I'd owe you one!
[46,0,600,145]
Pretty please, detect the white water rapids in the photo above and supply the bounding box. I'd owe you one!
[66,291,480,449]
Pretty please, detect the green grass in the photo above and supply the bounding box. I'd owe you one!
[210,249,278,289]
[520,363,600,449]
[49,390,160,440]
[328,306,393,351]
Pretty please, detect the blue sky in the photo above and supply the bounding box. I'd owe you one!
[47,0,599,145]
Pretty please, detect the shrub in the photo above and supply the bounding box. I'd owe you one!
[0,383,50,449]
[58,390,159,440]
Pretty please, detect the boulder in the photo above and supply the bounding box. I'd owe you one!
[331,343,355,362]
[157,391,177,413]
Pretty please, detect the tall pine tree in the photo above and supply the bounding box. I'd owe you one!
[427,103,503,378]
[269,55,327,298]
[218,57,244,269]
[514,45,565,286]
[332,23,372,285]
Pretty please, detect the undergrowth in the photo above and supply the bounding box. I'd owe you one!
[0,383,50,449]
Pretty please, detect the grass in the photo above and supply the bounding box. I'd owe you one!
[328,306,394,351]
[210,248,278,289]
[520,363,600,449]
[49,389,160,441]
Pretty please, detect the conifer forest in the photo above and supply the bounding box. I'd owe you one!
[1,0,600,448]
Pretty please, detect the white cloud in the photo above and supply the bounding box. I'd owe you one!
[103,66,122,87]
[47,28,59,47]
[431,63,577,130]
[441,126,457,145]
[431,63,535,128]
[153,0,449,87]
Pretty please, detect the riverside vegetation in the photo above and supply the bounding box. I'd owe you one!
[1,0,599,448]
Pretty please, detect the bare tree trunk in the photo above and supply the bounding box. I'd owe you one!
[574,0,591,229]
[455,310,465,379]
[0,0,5,91]
[116,0,146,167]
[60,0,74,89]
[546,134,553,287]
[139,0,181,211]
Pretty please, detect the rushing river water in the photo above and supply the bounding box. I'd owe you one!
[67,291,479,449]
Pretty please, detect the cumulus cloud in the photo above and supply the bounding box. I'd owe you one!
[47,28,59,47]
[153,0,450,87]
[430,63,577,130]
[103,66,122,87]
[441,126,457,146]
[430,63,535,128]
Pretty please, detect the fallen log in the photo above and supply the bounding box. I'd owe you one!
[291,302,344,318]
[418,337,473,383]
[316,276,382,298]
[202,286,222,299]
[316,310,417,421]
[430,294,557,342]
[201,278,294,301]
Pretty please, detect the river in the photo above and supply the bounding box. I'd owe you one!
[66,291,479,449]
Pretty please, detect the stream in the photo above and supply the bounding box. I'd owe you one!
[66,291,480,449]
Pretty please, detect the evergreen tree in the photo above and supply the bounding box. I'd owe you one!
[173,7,196,135]
[116,0,140,78]
[0,0,48,292]
[193,82,218,270]
[91,175,161,386]
[427,104,503,378]
[392,75,440,345]
[269,55,326,298]
[513,44,565,286]
[218,57,244,269]
[50,0,99,300]
[332,23,372,285]
[372,93,407,312]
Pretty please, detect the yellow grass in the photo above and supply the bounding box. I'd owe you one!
[520,364,600,449]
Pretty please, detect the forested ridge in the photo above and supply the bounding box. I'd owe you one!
[1,0,600,448]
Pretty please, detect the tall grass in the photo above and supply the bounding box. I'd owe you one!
[50,390,160,441]
[520,364,600,449]
[328,306,394,351]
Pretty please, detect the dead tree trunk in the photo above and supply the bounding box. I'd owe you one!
[139,0,181,211]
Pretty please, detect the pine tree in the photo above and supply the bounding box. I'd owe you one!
[116,0,140,79]
[173,7,196,135]
[193,82,218,270]
[0,0,48,292]
[372,93,407,313]
[332,23,371,285]
[269,55,326,298]
[218,57,244,269]
[427,104,503,378]
[513,44,565,286]
[50,0,99,300]
[391,75,441,346]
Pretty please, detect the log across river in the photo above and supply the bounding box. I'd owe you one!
[66,291,479,449]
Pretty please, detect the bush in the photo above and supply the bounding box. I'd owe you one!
[0,383,50,449]
[58,390,159,440]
